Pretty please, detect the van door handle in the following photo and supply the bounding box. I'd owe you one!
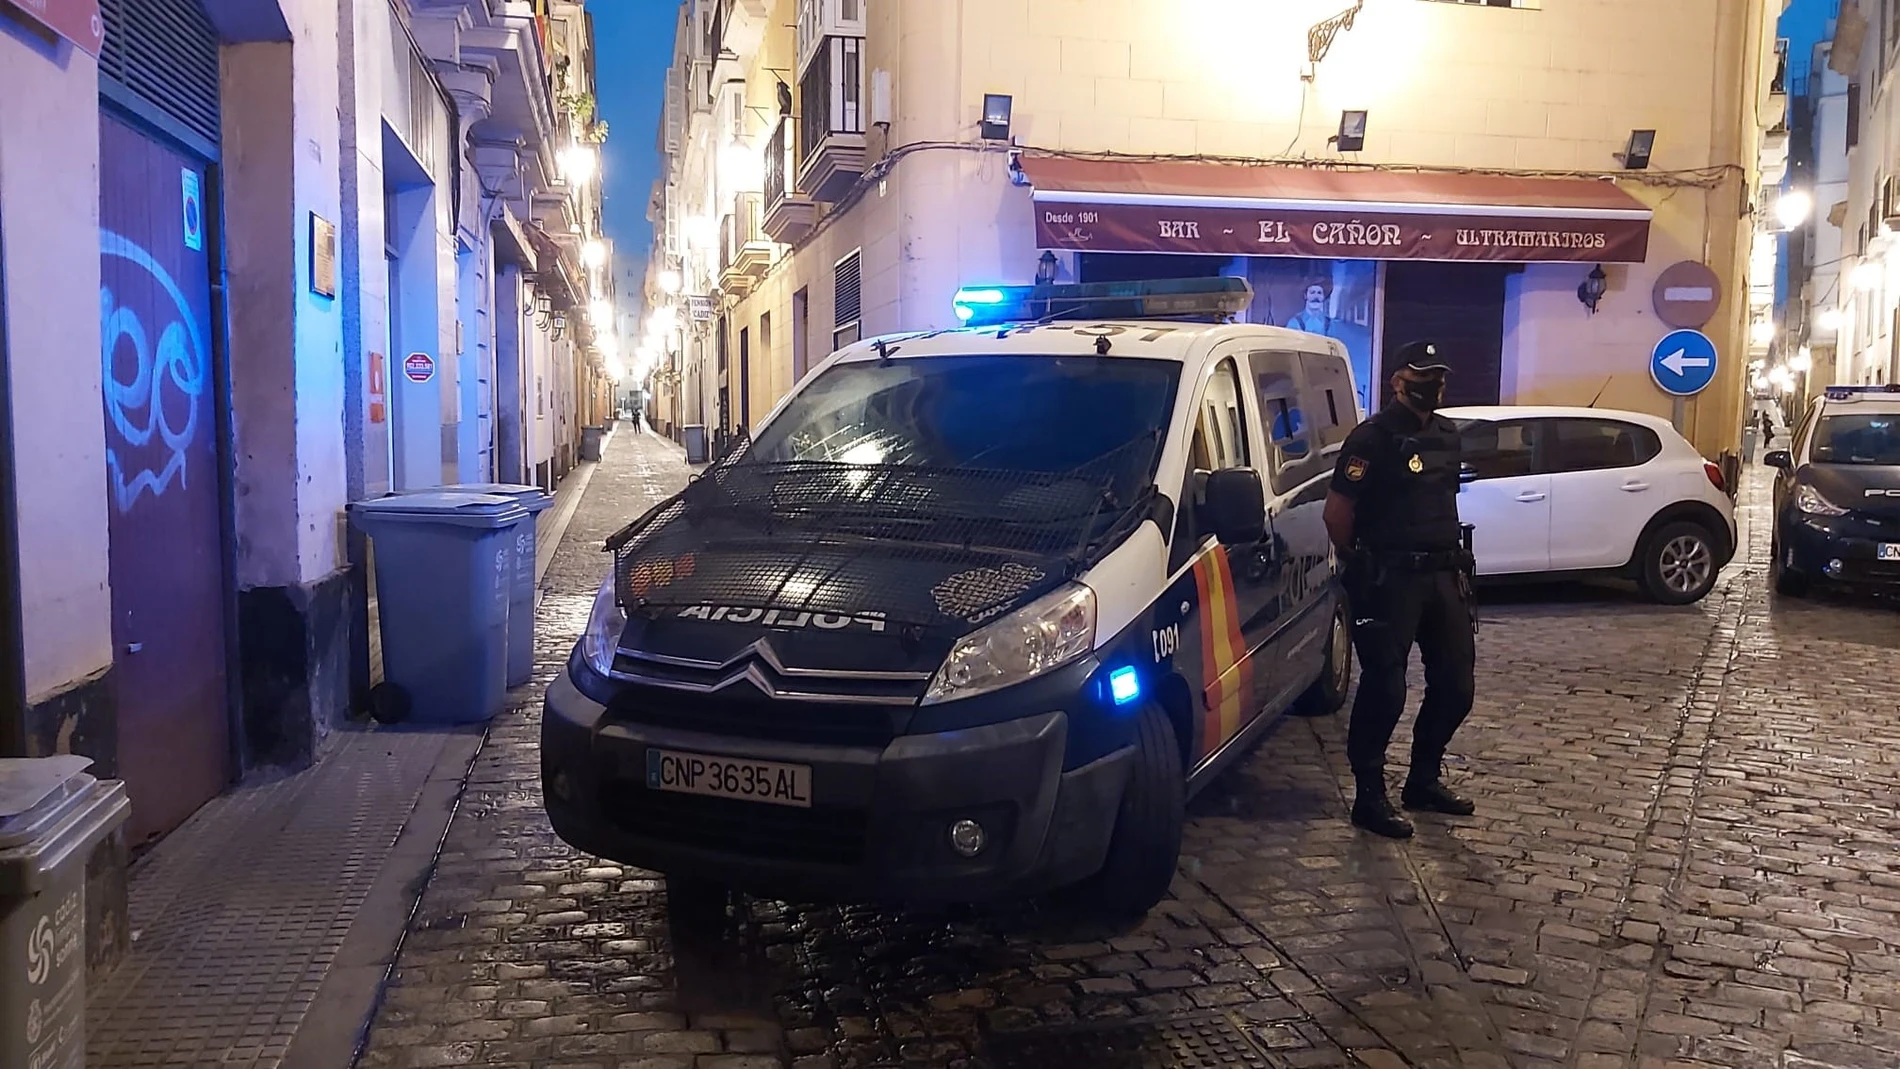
[1515,491,1547,503]
[1620,480,1650,492]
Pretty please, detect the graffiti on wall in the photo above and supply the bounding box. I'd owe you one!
[100,229,207,513]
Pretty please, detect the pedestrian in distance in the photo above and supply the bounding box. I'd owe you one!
[1759,409,1775,452]
[1322,343,1479,840]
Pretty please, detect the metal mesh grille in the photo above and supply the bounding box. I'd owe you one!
[607,440,1155,631]
[100,0,222,148]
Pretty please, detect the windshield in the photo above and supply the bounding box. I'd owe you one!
[747,355,1181,503]
[1812,412,1900,465]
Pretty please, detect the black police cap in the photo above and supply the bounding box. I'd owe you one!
[1393,341,1450,375]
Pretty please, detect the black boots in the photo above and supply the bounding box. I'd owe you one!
[1354,773,1474,839]
[1402,778,1476,816]
[1351,786,1414,839]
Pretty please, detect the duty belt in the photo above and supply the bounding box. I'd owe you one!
[1369,548,1467,571]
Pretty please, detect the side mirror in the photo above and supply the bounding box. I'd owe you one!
[1203,468,1267,545]
[1764,450,1793,472]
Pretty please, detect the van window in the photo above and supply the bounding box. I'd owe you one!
[1195,359,1250,470]
[1248,351,1327,495]
[1298,350,1358,447]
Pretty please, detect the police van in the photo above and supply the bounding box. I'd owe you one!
[542,278,1358,917]
[1767,383,1900,596]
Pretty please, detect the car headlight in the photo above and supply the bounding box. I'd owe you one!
[1795,484,1848,516]
[580,574,627,678]
[923,583,1096,705]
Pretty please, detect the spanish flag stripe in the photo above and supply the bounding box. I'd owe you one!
[1191,557,1222,760]
[1211,549,1248,742]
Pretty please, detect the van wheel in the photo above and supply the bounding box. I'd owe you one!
[367,682,410,724]
[1294,597,1352,716]
[1073,703,1184,920]
[1772,540,1809,597]
[1639,521,1718,604]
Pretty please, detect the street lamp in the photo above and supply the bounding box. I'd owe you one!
[582,239,608,269]
[559,145,598,186]
[1852,261,1883,291]
[1818,307,1844,332]
[1790,346,1813,373]
[1775,189,1813,230]
[658,269,682,295]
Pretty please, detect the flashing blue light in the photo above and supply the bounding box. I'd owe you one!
[956,288,1007,304]
[1108,666,1142,706]
[949,277,1254,328]
[1825,384,1900,400]
[954,304,975,321]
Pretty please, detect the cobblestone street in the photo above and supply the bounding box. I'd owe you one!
[359,430,1900,1069]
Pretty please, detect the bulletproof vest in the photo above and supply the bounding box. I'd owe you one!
[1356,406,1464,552]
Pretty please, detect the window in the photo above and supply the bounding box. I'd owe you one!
[1458,419,1539,481]
[1849,83,1862,152]
[1546,418,1661,473]
[1191,359,1250,472]
[1812,412,1900,465]
[832,249,861,351]
[1298,351,1359,448]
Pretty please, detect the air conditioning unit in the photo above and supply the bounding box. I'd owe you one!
[1883,175,1900,228]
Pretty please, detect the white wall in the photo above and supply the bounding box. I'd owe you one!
[0,25,114,702]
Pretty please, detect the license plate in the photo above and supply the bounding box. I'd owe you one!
[645,748,812,808]
[1880,544,1900,562]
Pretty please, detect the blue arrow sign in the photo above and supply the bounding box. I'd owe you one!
[1649,329,1718,397]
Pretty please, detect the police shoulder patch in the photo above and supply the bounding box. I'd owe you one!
[1345,457,1368,481]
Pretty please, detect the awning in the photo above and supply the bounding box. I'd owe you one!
[1022,156,1654,264]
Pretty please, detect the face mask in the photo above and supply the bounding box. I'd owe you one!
[1401,379,1444,411]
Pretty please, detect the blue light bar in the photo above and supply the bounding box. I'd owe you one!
[1824,384,1900,400]
[951,277,1254,327]
[1108,666,1141,706]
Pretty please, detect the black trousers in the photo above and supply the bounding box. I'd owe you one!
[1346,566,1475,786]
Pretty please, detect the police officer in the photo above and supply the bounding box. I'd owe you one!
[1322,343,1477,839]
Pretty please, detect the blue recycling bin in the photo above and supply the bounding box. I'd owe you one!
[409,482,554,686]
[350,492,527,724]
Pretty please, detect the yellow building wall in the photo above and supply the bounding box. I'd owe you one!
[726,0,1768,455]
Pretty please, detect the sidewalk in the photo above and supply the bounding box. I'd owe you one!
[83,426,680,1069]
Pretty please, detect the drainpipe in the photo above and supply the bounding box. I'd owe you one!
[0,168,30,757]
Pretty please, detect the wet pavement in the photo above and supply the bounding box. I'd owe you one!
[357,442,1900,1069]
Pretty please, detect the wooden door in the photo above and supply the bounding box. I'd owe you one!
[98,113,230,844]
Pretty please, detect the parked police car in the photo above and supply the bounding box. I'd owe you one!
[541,278,1357,917]
[1766,384,1900,596]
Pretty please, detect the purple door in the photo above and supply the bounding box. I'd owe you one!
[99,114,230,844]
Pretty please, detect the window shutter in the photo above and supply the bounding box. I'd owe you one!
[834,249,862,328]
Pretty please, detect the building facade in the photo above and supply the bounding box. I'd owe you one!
[0,0,621,973]
[642,0,1786,463]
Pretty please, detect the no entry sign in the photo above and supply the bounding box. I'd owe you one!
[403,352,436,384]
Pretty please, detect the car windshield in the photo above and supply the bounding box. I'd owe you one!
[745,354,1181,507]
[1812,413,1900,465]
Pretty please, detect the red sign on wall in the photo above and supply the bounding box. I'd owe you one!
[1,0,105,57]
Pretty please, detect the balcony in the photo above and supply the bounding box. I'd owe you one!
[762,115,817,244]
[797,34,867,203]
[710,0,768,81]
[719,191,772,295]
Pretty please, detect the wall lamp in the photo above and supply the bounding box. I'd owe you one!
[1621,129,1656,170]
[1577,265,1607,314]
[980,93,1013,141]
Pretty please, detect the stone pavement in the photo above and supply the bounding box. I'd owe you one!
[354,449,1900,1069]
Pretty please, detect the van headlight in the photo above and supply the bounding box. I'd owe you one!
[1795,483,1848,516]
[580,574,627,678]
[923,583,1096,705]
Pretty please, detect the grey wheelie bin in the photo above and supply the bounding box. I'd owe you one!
[390,483,553,687]
[1,755,130,1069]
[350,491,528,724]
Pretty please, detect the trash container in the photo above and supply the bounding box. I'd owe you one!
[391,483,553,688]
[350,492,528,724]
[1742,425,1759,463]
[580,425,605,462]
[1,755,130,1069]
[683,424,708,464]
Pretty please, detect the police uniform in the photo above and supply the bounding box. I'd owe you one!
[1329,344,1476,839]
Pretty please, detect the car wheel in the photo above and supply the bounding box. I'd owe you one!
[1640,521,1719,604]
[366,681,410,724]
[1072,702,1185,920]
[1772,539,1810,597]
[1293,596,1352,716]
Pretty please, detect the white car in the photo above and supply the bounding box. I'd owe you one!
[1440,405,1738,604]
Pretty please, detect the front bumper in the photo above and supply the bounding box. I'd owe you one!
[540,670,1134,904]
[1780,512,1900,588]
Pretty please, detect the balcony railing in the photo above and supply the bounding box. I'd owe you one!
[799,35,864,166]
[766,114,792,213]
[719,191,771,292]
